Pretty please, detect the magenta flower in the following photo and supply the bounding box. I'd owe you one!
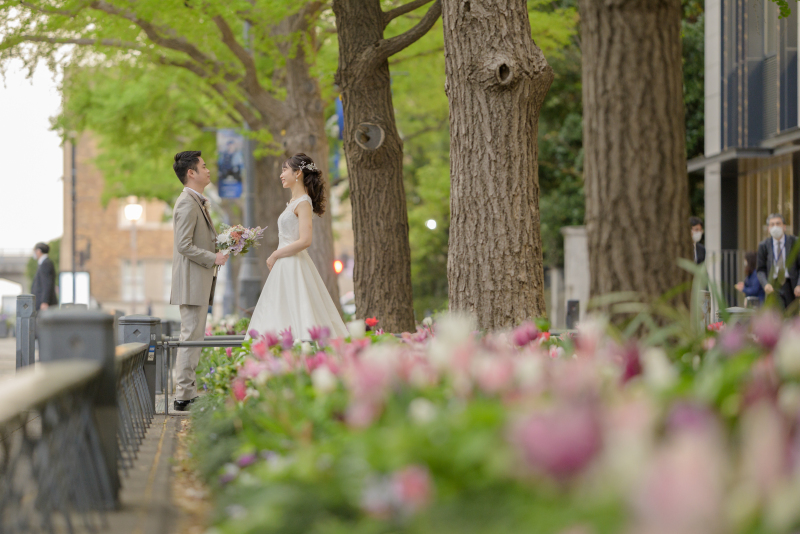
[666,402,717,434]
[263,331,281,348]
[308,325,331,346]
[512,405,602,479]
[752,311,782,350]
[236,453,258,468]
[512,321,539,347]
[225,347,233,358]
[279,327,294,350]
[617,343,643,385]
[719,323,747,354]
[248,329,260,339]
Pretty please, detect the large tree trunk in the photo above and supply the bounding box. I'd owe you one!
[250,13,342,313]
[442,0,553,331]
[332,0,417,333]
[578,0,691,306]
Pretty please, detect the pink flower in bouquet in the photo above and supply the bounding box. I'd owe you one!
[232,378,247,401]
[753,311,783,350]
[512,404,602,479]
[308,325,331,346]
[392,465,432,513]
[512,321,539,347]
[279,327,294,350]
[225,347,233,358]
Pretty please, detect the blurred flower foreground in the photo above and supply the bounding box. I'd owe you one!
[192,311,800,534]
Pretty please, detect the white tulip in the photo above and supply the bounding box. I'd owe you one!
[776,330,800,378]
[642,347,677,391]
[301,341,313,355]
[311,366,338,395]
[408,398,437,424]
[347,320,366,339]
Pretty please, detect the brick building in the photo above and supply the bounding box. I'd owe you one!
[61,133,178,318]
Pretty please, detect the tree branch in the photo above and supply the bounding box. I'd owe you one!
[19,1,81,17]
[211,15,259,92]
[383,0,434,28]
[364,0,441,69]
[389,45,443,65]
[15,35,144,50]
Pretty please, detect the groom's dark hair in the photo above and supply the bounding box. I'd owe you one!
[173,151,202,184]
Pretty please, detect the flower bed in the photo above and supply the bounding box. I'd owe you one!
[190,313,800,534]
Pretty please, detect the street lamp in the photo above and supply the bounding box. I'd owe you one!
[426,219,437,230]
[124,201,143,314]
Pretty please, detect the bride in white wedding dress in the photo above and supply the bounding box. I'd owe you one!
[246,153,349,341]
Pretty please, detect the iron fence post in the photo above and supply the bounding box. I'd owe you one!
[118,315,160,412]
[37,308,120,503]
[15,295,36,369]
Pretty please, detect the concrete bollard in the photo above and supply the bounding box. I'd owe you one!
[566,300,580,330]
[37,308,119,502]
[15,295,36,369]
[118,315,160,411]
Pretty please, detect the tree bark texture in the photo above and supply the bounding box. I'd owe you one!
[333,0,428,333]
[578,0,691,305]
[442,0,553,331]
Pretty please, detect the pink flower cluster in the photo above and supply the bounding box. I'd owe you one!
[361,465,432,518]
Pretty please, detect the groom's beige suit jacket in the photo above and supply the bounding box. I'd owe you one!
[170,190,217,306]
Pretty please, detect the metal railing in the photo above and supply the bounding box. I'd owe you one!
[0,300,153,533]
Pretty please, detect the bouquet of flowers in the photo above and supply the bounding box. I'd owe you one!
[216,224,266,256]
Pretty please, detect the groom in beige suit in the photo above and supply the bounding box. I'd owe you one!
[170,151,228,411]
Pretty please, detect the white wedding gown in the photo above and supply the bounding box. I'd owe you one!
[246,195,349,341]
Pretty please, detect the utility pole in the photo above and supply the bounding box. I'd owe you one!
[71,137,77,305]
[237,20,262,311]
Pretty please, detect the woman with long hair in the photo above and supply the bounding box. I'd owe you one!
[246,153,348,340]
[735,250,765,305]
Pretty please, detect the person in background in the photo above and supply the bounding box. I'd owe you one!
[31,242,58,311]
[756,213,800,309]
[690,216,705,264]
[735,251,765,305]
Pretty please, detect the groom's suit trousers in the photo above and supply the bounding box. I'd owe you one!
[176,304,207,401]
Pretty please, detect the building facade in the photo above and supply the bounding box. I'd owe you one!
[694,0,800,303]
[61,133,177,318]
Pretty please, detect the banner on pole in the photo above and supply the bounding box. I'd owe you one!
[217,129,244,199]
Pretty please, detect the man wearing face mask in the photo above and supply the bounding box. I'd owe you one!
[690,217,705,264]
[756,213,800,309]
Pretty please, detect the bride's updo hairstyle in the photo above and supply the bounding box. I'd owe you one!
[284,153,326,216]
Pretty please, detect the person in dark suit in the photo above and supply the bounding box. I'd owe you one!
[690,216,705,264]
[31,242,58,311]
[756,214,800,309]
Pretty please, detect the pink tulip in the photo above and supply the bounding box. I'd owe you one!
[512,322,539,347]
[512,404,602,479]
[251,340,267,360]
[616,343,643,385]
[263,331,281,348]
[225,347,233,358]
[308,325,331,346]
[392,465,432,513]
[279,327,294,350]
[232,378,247,401]
[248,329,260,339]
[752,311,783,350]
[474,356,514,394]
[719,323,747,354]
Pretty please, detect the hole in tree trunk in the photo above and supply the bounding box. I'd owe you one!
[353,122,385,151]
[496,63,513,85]
[464,1,470,12]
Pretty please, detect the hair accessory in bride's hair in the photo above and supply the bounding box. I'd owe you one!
[298,161,318,172]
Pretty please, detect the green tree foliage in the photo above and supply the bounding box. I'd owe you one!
[683,0,705,219]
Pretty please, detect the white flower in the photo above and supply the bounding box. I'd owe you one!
[311,366,338,394]
[642,347,677,391]
[422,316,433,327]
[408,398,437,424]
[347,320,366,339]
[301,341,313,355]
[776,329,800,378]
[436,313,476,345]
